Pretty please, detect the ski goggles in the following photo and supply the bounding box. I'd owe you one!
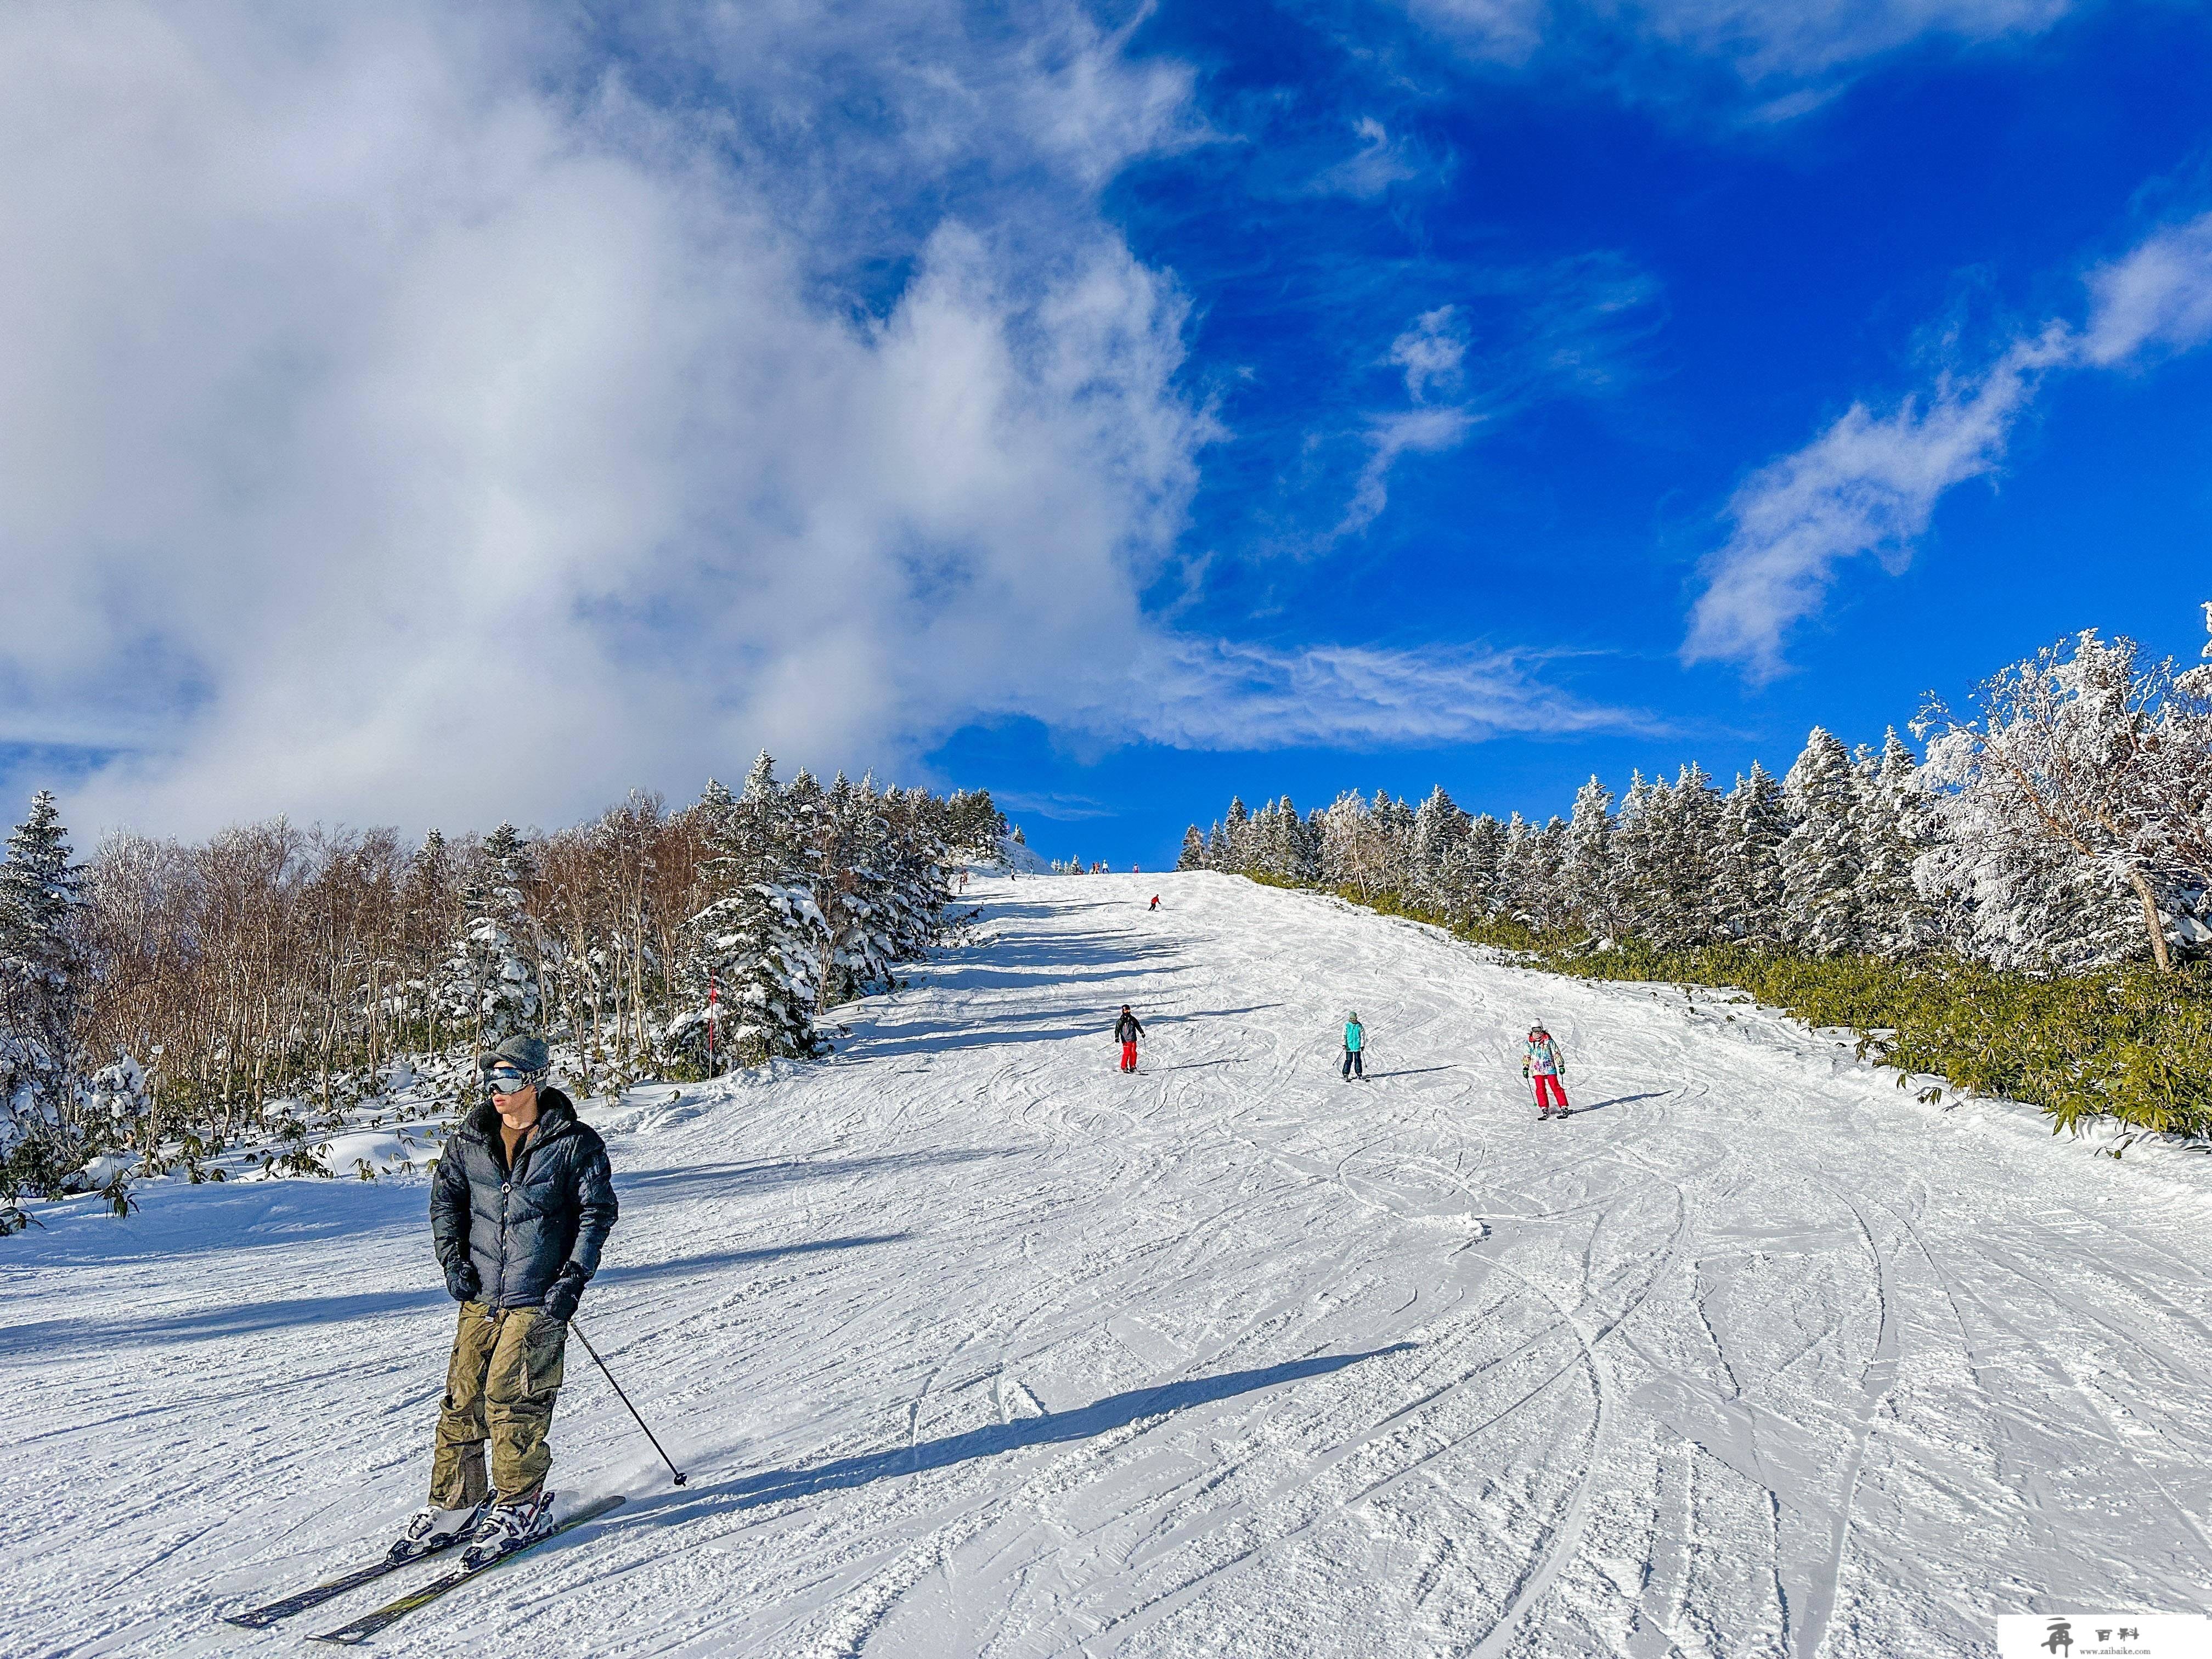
[486,1068,535,1096]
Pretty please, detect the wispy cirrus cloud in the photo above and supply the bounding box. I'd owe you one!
[989,790,1116,821]
[1388,306,1469,402]
[2079,211,2212,365]
[1685,209,2212,678]
[1131,637,1652,748]
[1305,117,1429,199]
[1399,0,2084,114]
[1334,257,1660,539]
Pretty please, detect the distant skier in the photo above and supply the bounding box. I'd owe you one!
[1148,895,1160,911]
[1342,1013,1365,1081]
[1115,1005,1144,1073]
[1522,1024,1570,1118]
[396,1034,618,1568]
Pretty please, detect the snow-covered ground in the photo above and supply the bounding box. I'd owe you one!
[7,872,2211,1657]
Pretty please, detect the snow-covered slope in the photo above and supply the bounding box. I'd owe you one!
[994,831,1050,873]
[7,872,2211,1656]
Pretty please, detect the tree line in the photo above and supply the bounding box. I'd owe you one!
[1180,612,2212,975]
[0,758,1006,1200]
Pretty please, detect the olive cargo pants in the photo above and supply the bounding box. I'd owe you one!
[430,1302,567,1508]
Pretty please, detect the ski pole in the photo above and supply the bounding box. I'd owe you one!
[569,1318,689,1486]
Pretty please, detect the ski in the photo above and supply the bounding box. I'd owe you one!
[307,1496,625,1645]
[222,1537,465,1629]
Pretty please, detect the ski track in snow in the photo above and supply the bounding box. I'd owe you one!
[6,872,2212,1657]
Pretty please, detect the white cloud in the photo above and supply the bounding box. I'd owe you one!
[1686,208,2212,678]
[2080,210,2212,366]
[1389,306,1469,402]
[990,791,1115,821]
[1338,407,1481,539]
[1402,0,1551,65]
[1616,0,2077,82]
[1402,0,2081,106]
[1332,263,1656,541]
[1683,330,2065,677]
[5,2,1615,839]
[1130,637,1643,748]
[1307,117,1426,199]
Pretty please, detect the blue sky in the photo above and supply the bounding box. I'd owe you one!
[949,0,2212,864]
[2,2,2209,860]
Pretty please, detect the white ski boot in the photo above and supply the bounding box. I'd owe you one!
[460,1488,557,1570]
[387,1497,488,1564]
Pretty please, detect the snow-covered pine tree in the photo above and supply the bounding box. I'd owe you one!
[1269,799,1299,878]
[680,759,828,1065]
[1372,791,1414,898]
[1255,797,1295,881]
[1716,763,1789,944]
[1245,799,1280,876]
[452,823,542,1049]
[740,749,777,806]
[1527,816,1571,931]
[1608,772,1661,940]
[1856,730,1938,956]
[401,829,459,1047]
[939,788,1008,861]
[0,791,84,1159]
[1560,777,1614,938]
[1781,729,1864,955]
[1279,797,1309,876]
[807,771,944,1013]
[1646,764,1725,949]
[870,781,955,964]
[1223,797,1251,871]
[1494,813,1538,926]
[1408,787,1469,912]
[1455,812,1506,919]
[1177,826,1206,871]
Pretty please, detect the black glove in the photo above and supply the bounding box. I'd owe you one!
[540,1263,587,1323]
[444,1259,481,1304]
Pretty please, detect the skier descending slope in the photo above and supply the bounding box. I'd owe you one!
[1115,1005,1144,1073]
[1522,1024,1570,1119]
[1341,1012,1365,1082]
[403,1034,619,1570]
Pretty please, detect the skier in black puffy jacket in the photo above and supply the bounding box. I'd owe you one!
[1114,1006,1144,1073]
[397,1033,617,1568]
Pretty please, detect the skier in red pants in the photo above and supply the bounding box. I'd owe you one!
[1522,1024,1570,1118]
[1115,1005,1144,1073]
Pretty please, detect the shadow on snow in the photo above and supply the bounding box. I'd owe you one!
[627,1344,1417,1528]
[0,1233,910,1358]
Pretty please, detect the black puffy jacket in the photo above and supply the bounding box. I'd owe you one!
[430,1090,618,1310]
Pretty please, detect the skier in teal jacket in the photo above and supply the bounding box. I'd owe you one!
[1342,1013,1365,1081]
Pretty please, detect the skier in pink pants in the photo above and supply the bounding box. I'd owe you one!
[1522,1025,1570,1119]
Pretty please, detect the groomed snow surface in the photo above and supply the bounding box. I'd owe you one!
[7,872,2212,1657]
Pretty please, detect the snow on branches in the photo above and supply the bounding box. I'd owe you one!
[1184,606,2212,975]
[1917,622,2211,972]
